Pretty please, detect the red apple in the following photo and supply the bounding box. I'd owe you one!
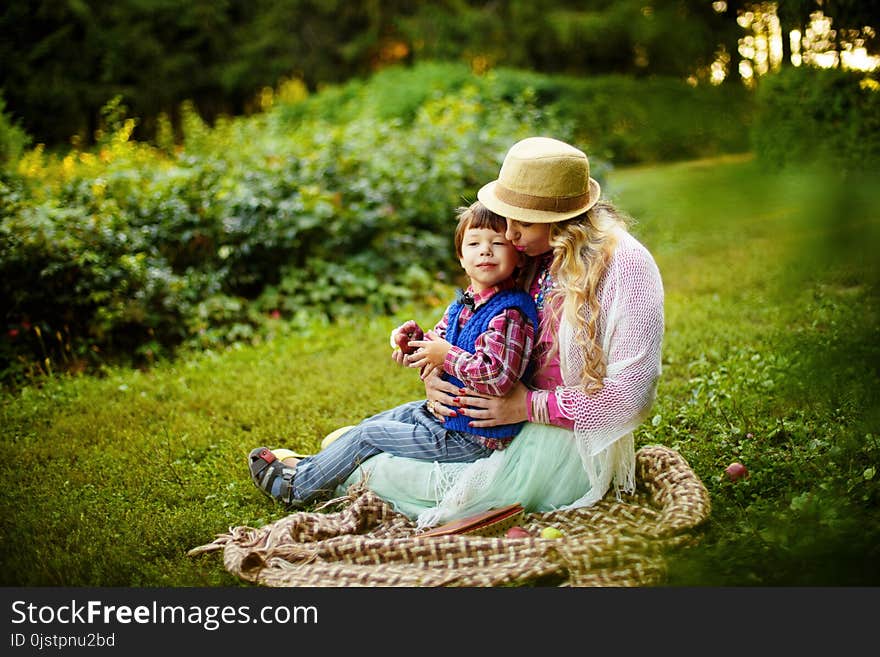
[725,462,749,482]
[393,320,424,355]
[505,526,531,539]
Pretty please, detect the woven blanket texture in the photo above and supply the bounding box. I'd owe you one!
[189,445,711,587]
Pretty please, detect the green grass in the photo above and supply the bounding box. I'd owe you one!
[0,314,433,586]
[2,155,878,586]
[610,155,880,585]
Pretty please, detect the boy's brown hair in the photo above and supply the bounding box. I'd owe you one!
[453,201,508,258]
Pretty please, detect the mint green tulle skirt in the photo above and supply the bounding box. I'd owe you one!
[337,422,595,523]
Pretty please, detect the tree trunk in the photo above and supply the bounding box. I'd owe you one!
[781,22,792,67]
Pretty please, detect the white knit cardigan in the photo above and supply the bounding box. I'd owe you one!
[556,228,665,508]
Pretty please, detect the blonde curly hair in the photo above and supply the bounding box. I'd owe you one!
[543,200,632,393]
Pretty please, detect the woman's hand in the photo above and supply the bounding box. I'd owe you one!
[454,381,530,428]
[422,368,462,422]
[390,348,408,366]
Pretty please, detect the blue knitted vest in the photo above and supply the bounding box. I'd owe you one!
[442,289,539,438]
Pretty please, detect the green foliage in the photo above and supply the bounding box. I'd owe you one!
[1,81,567,385]
[486,68,753,163]
[397,1,740,79]
[0,94,31,166]
[3,1,877,152]
[1,64,755,385]
[294,62,480,125]
[281,62,753,164]
[751,66,880,171]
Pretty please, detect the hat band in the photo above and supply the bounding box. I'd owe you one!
[495,183,590,213]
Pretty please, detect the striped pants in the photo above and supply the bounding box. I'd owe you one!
[291,400,492,503]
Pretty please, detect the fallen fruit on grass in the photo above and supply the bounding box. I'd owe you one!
[505,526,531,539]
[725,462,749,482]
[540,527,564,539]
[392,320,424,355]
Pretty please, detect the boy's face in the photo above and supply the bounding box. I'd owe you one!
[458,226,521,293]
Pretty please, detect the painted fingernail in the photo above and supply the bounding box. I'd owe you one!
[453,397,461,403]
[449,411,457,417]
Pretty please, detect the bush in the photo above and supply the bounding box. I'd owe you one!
[751,66,880,171]
[0,93,31,166]
[281,63,754,165]
[486,69,753,164]
[1,85,569,385]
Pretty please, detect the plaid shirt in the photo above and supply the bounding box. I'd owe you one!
[433,278,536,449]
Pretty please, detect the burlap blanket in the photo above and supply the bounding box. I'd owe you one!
[189,445,710,586]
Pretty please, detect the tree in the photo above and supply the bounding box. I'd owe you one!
[777,1,815,65]
[824,0,880,55]
[398,1,743,80]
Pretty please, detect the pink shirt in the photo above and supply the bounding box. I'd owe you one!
[525,254,574,430]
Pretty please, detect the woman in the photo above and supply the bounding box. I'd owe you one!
[340,136,665,528]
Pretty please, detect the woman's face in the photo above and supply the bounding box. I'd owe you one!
[505,219,552,257]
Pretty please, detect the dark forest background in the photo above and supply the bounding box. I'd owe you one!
[2,0,878,148]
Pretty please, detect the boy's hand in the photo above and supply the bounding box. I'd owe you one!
[407,331,451,371]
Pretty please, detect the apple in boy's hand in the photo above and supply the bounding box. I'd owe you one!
[725,462,749,482]
[391,320,424,355]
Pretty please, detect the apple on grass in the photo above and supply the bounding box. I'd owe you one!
[725,462,749,482]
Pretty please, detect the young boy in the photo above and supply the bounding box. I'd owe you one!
[248,201,539,508]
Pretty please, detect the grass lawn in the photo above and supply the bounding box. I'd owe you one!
[2,154,878,586]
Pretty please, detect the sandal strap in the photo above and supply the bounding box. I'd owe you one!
[248,446,302,506]
[255,456,297,504]
[249,447,276,478]
[255,447,276,464]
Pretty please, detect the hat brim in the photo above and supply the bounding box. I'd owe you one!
[477,178,601,224]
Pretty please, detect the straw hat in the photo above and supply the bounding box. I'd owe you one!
[478,137,601,223]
